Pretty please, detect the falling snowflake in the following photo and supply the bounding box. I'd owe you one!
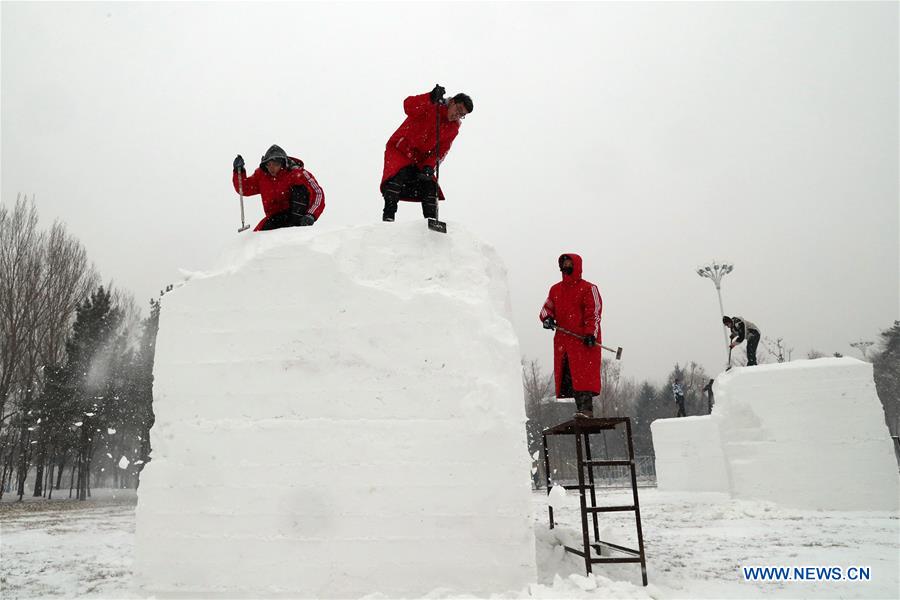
[74,421,83,427]
[118,456,130,469]
[107,428,117,435]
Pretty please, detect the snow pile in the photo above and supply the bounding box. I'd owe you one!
[651,416,729,494]
[652,359,899,510]
[134,222,536,597]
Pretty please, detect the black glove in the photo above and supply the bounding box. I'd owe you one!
[417,166,434,181]
[429,84,446,104]
[233,155,245,172]
[583,334,597,348]
[298,214,315,227]
[542,317,556,330]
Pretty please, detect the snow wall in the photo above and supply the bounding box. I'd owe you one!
[134,222,536,597]
[652,359,899,510]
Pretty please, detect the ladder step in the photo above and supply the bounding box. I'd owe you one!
[585,505,636,513]
[590,557,644,564]
[591,541,641,556]
[582,459,632,467]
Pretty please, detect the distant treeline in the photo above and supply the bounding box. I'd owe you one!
[524,321,900,487]
[0,197,160,501]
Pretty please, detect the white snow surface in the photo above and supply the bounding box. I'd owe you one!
[652,358,900,510]
[134,222,537,597]
[4,488,899,599]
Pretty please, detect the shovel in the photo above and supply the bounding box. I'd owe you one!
[427,86,447,234]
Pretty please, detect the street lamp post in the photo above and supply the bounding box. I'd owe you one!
[696,260,734,363]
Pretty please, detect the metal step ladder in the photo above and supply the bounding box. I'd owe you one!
[541,417,648,586]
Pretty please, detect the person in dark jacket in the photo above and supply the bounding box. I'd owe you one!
[232,144,325,231]
[723,316,761,366]
[703,378,715,413]
[672,378,686,417]
[539,254,602,419]
[381,85,473,222]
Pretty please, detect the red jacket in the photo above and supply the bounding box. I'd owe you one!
[232,157,325,231]
[539,254,603,397]
[381,92,460,191]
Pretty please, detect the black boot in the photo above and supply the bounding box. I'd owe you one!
[382,196,398,222]
[290,185,310,225]
[421,198,438,220]
[382,179,402,222]
[574,391,594,419]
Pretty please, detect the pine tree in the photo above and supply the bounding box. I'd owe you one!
[63,286,122,499]
[873,321,900,437]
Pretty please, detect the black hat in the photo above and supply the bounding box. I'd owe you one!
[260,144,288,169]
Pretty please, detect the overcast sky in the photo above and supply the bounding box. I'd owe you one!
[2,1,897,383]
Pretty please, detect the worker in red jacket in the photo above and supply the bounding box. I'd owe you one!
[380,85,473,222]
[232,144,325,231]
[539,254,603,419]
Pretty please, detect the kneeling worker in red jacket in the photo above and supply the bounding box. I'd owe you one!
[539,254,603,419]
[232,144,325,231]
[380,85,473,222]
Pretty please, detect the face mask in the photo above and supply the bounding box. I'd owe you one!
[561,266,574,275]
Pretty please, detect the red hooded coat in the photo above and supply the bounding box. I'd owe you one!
[539,254,603,397]
[232,157,325,231]
[381,92,460,200]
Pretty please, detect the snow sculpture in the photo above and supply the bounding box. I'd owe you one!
[652,358,899,510]
[135,222,536,597]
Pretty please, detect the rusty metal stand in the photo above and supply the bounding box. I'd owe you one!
[542,417,648,586]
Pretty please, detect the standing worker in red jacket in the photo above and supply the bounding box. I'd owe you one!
[232,144,325,231]
[539,254,603,419]
[381,85,473,222]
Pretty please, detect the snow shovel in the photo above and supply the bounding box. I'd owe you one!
[551,324,623,360]
[427,87,447,234]
[237,171,250,233]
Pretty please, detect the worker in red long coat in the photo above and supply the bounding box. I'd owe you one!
[380,85,473,222]
[232,144,325,231]
[539,253,603,418]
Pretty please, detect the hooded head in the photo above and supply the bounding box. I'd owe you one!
[260,144,288,170]
[558,253,583,281]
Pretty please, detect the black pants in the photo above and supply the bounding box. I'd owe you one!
[382,166,438,220]
[675,395,686,417]
[561,355,594,413]
[258,211,295,231]
[746,329,760,366]
[258,186,310,231]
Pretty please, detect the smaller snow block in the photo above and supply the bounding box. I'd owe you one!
[652,359,899,510]
[651,416,729,494]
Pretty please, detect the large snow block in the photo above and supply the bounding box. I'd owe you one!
[652,359,899,511]
[651,416,729,493]
[134,223,536,597]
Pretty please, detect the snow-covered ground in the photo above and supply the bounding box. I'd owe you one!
[2,487,897,599]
